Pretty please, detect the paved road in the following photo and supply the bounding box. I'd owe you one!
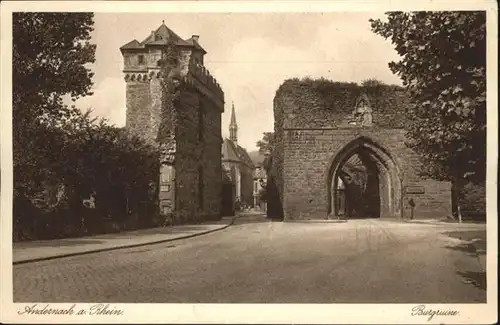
[13,215,486,303]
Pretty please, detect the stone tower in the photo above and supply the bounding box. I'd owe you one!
[229,102,238,145]
[120,21,225,222]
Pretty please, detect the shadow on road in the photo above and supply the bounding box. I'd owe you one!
[441,230,486,256]
[456,271,487,291]
[441,230,487,292]
[444,242,478,256]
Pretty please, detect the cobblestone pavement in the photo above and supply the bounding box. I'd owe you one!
[13,215,486,303]
[13,217,234,263]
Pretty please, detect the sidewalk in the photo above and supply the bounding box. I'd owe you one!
[437,224,487,273]
[13,216,236,264]
[404,218,486,227]
[387,218,487,272]
[455,230,487,273]
[469,238,487,273]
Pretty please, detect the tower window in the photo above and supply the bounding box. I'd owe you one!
[138,55,145,65]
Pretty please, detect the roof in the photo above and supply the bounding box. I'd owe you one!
[222,138,254,168]
[120,39,142,50]
[230,102,237,126]
[184,36,207,54]
[120,22,207,53]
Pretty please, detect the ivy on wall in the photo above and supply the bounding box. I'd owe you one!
[274,77,409,129]
[271,77,409,218]
[157,39,183,165]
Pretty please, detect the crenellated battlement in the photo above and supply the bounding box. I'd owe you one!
[185,63,224,110]
[123,69,172,83]
[124,72,151,83]
[187,63,224,107]
[124,67,225,111]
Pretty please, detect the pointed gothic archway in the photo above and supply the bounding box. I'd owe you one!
[327,137,403,219]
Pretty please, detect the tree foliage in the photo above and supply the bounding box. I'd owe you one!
[12,13,162,240]
[14,113,161,240]
[370,11,486,183]
[256,132,274,155]
[13,13,96,193]
[13,13,95,129]
[255,131,283,218]
[256,132,274,173]
[361,78,387,87]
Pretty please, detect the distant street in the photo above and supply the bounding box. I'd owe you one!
[13,214,486,303]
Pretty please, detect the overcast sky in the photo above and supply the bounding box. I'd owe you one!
[74,12,402,151]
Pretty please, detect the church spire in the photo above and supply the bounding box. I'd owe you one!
[229,101,238,145]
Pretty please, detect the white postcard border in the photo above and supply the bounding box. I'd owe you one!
[0,1,497,324]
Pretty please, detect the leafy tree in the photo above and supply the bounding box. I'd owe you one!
[256,132,274,155]
[256,132,283,218]
[13,13,96,194]
[13,108,161,240]
[370,11,486,185]
[256,132,274,173]
[361,78,386,87]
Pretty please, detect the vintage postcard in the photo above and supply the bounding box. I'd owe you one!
[0,0,497,324]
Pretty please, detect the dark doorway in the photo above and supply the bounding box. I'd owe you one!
[329,137,402,219]
[333,152,380,219]
[221,183,234,216]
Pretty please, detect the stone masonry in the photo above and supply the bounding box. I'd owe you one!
[121,22,224,222]
[273,79,452,220]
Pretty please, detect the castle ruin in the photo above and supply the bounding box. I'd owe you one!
[273,79,453,221]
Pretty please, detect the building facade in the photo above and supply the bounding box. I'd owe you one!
[221,103,254,209]
[253,162,267,211]
[121,22,224,223]
[273,79,453,221]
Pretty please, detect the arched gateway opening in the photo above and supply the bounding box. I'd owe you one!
[328,137,402,219]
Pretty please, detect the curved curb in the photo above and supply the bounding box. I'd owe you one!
[468,239,487,273]
[13,217,236,265]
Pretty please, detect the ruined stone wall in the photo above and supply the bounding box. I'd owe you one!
[272,94,285,208]
[174,87,222,222]
[199,96,223,220]
[274,78,452,220]
[276,79,408,129]
[175,91,200,223]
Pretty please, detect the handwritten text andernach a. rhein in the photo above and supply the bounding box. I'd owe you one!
[18,303,123,316]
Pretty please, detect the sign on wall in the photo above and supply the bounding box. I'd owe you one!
[405,186,425,194]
